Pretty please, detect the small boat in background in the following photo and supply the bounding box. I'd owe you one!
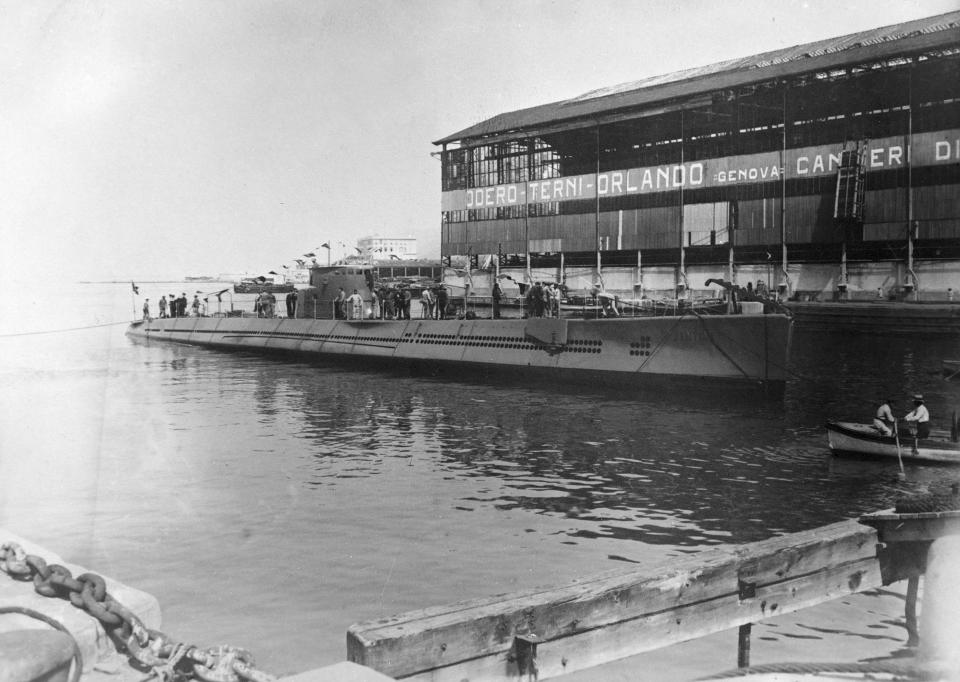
[233,277,295,294]
[826,419,960,464]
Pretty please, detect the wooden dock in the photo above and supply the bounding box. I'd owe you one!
[347,518,907,681]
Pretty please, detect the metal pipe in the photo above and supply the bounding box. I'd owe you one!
[906,63,917,300]
[595,125,602,288]
[780,83,790,298]
[679,109,686,291]
[525,142,531,285]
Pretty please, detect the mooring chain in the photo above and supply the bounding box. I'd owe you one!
[1,542,277,682]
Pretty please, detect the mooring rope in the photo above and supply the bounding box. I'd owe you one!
[634,310,691,374]
[0,605,83,682]
[0,320,132,338]
[687,307,753,380]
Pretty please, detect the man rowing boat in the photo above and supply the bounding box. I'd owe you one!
[872,398,896,437]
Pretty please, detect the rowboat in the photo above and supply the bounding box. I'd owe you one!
[826,420,960,464]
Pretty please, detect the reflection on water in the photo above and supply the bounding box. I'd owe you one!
[1,285,960,675]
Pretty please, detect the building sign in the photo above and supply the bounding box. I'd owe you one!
[441,128,960,212]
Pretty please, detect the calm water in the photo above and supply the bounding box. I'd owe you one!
[1,282,959,676]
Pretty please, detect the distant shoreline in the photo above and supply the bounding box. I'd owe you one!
[77,279,231,284]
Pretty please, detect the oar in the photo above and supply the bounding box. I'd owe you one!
[893,420,905,474]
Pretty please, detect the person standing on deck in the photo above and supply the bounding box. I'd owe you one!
[384,288,396,319]
[873,398,896,437]
[436,286,449,319]
[191,295,201,317]
[532,282,545,318]
[542,283,553,318]
[347,289,363,320]
[420,287,433,319]
[142,298,150,320]
[334,287,346,319]
[286,290,297,318]
[491,281,503,319]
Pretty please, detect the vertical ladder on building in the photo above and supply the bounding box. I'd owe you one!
[834,142,866,297]
[834,143,866,223]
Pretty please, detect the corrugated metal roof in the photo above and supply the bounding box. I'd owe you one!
[435,11,960,146]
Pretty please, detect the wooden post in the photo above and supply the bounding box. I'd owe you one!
[919,535,960,668]
[737,623,752,668]
[905,575,920,647]
[513,634,541,681]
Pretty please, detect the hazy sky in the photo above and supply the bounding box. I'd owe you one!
[2,0,956,282]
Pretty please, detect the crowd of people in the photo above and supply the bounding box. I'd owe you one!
[253,291,277,318]
[330,284,452,320]
[522,281,563,318]
[142,292,205,320]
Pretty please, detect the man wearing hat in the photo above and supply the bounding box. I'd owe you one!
[904,394,931,451]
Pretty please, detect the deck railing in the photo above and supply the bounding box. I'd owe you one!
[347,519,900,681]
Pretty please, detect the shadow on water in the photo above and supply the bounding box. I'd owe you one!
[130,328,960,552]
[161,336,953,549]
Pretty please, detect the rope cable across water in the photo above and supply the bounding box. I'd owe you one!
[0,319,133,338]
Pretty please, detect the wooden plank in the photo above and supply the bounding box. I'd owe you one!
[347,520,879,679]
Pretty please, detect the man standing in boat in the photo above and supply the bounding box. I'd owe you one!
[334,287,346,319]
[873,398,896,437]
[904,395,931,450]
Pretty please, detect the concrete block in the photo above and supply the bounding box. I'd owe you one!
[0,528,161,674]
[0,630,75,682]
[280,662,396,682]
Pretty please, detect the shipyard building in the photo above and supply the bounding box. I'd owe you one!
[434,12,960,301]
